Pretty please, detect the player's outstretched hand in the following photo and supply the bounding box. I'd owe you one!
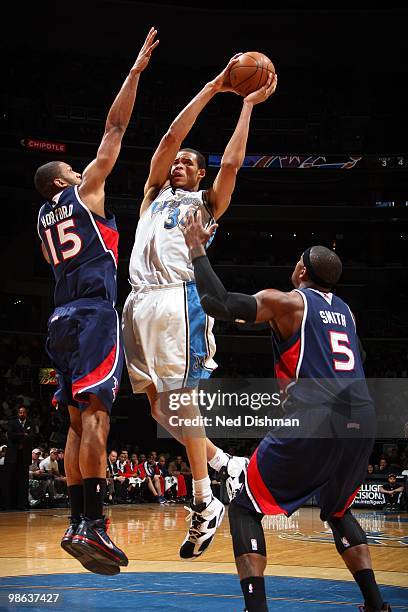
[181,210,218,250]
[130,27,159,75]
[210,53,243,93]
[244,72,278,105]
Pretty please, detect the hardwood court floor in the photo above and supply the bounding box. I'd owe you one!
[0,505,407,588]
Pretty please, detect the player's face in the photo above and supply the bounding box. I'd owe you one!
[291,257,306,288]
[60,163,82,186]
[170,151,204,190]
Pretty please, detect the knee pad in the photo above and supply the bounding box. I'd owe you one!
[229,500,266,558]
[328,509,367,555]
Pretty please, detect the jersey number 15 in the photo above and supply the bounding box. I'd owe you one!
[44,220,82,265]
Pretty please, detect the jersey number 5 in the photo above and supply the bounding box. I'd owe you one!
[44,220,82,265]
[329,331,355,371]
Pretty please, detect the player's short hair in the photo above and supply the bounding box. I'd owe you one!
[309,245,343,288]
[34,161,63,199]
[180,148,207,169]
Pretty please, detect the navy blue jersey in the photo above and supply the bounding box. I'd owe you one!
[37,186,118,307]
[272,288,371,405]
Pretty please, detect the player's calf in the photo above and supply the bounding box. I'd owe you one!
[328,510,388,612]
[229,499,268,612]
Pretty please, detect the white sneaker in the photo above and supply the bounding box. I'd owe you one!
[179,496,225,559]
[223,455,249,502]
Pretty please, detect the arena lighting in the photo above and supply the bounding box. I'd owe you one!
[20,138,67,153]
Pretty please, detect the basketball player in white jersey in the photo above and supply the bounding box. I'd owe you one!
[122,54,277,558]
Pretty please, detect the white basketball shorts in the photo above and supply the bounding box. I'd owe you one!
[122,281,217,393]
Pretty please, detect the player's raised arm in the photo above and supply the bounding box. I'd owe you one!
[207,72,277,220]
[140,54,241,216]
[79,27,159,216]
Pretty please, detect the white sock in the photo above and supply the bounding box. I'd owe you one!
[193,476,212,505]
[208,447,229,471]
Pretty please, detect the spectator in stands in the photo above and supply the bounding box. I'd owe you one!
[139,453,166,503]
[5,405,34,509]
[366,464,375,477]
[379,474,405,511]
[168,454,192,498]
[158,455,178,502]
[126,456,146,504]
[375,457,390,475]
[116,449,129,473]
[107,449,126,504]
[29,448,53,507]
[57,449,66,476]
[40,447,67,496]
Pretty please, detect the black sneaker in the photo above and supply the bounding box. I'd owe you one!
[60,516,80,557]
[71,516,128,569]
[180,496,225,559]
[61,516,120,575]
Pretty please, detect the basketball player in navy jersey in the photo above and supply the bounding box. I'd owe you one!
[35,28,159,575]
[182,212,389,612]
[122,56,277,558]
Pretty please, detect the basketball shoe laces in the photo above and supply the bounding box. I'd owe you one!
[184,506,206,541]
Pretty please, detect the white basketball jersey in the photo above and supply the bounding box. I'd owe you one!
[129,186,215,285]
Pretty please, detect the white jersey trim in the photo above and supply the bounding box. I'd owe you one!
[309,288,333,305]
[345,304,357,330]
[74,185,117,270]
[244,469,262,514]
[294,289,308,379]
[37,204,45,241]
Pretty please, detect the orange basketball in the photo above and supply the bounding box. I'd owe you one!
[229,51,275,97]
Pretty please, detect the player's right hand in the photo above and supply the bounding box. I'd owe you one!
[244,72,278,105]
[131,27,159,75]
[210,53,242,93]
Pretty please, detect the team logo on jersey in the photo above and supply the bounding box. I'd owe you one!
[192,355,207,371]
[112,376,119,401]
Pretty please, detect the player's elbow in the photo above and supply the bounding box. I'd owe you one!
[162,129,178,148]
[220,160,240,174]
[200,295,231,321]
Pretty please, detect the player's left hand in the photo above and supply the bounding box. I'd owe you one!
[131,27,159,75]
[244,72,278,105]
[181,209,218,250]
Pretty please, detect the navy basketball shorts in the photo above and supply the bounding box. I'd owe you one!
[235,425,374,522]
[45,297,123,413]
